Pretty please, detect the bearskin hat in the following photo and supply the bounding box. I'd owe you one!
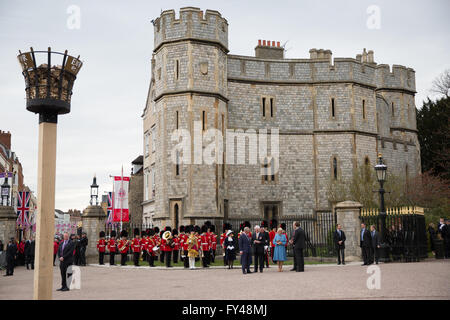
[141,230,147,237]
[223,222,232,232]
[209,225,216,233]
[120,230,128,238]
[280,223,286,231]
[165,226,172,232]
[99,231,105,238]
[148,229,155,236]
[270,219,278,230]
[179,225,185,233]
[154,226,160,234]
[243,221,251,229]
[201,225,208,234]
[194,225,201,234]
[204,220,212,227]
[261,220,268,229]
[172,229,178,236]
[110,230,117,238]
[134,228,140,237]
[160,230,164,237]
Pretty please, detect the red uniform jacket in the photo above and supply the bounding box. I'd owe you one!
[173,236,180,250]
[269,231,276,248]
[211,234,217,250]
[146,238,155,256]
[220,233,226,246]
[161,238,172,252]
[131,238,141,253]
[140,237,148,251]
[118,239,129,254]
[107,239,117,252]
[200,234,210,251]
[180,234,189,251]
[97,239,106,253]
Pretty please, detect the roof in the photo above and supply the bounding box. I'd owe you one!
[131,155,143,165]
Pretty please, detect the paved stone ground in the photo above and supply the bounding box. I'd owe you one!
[0,260,449,300]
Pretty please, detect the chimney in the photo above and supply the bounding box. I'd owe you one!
[255,39,284,59]
[0,130,11,150]
[310,48,332,62]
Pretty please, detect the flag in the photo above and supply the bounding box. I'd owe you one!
[16,191,30,228]
[113,176,130,222]
[106,191,114,225]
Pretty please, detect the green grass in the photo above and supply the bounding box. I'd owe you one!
[122,256,334,267]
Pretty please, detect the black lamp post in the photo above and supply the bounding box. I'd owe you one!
[90,175,99,205]
[374,154,390,262]
[1,176,11,206]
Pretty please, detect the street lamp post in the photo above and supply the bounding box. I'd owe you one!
[90,175,99,206]
[374,154,390,263]
[17,47,82,300]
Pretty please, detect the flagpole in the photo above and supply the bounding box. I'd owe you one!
[120,165,123,232]
[109,174,115,233]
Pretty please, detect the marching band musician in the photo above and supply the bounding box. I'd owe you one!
[180,226,190,269]
[159,229,165,263]
[187,226,200,269]
[208,225,217,263]
[107,230,117,266]
[141,230,148,263]
[145,229,156,267]
[131,228,141,267]
[172,229,180,264]
[161,226,174,268]
[97,231,106,265]
[118,230,129,266]
[200,225,211,268]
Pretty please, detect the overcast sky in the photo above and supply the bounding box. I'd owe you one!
[0,0,449,212]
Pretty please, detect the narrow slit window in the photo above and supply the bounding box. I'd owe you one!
[176,151,180,176]
[176,111,179,129]
[391,102,394,116]
[333,157,338,180]
[270,98,274,117]
[262,97,266,117]
[362,100,366,120]
[331,98,335,118]
[175,60,179,80]
[202,110,206,131]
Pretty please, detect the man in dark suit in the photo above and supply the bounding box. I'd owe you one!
[57,232,75,291]
[442,220,450,259]
[370,225,381,264]
[239,227,252,274]
[360,223,372,265]
[251,226,265,273]
[333,224,346,265]
[291,221,306,272]
[4,238,17,276]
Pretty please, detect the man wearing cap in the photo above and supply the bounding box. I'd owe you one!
[131,229,141,266]
[107,231,117,266]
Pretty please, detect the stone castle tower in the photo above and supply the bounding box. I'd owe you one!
[141,7,420,228]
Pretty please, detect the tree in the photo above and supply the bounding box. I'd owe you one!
[416,96,450,180]
[431,69,450,98]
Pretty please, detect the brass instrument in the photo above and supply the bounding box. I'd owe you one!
[163,231,175,248]
[118,239,130,252]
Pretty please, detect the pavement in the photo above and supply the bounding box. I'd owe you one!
[0,259,449,300]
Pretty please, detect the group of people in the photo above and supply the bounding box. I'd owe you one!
[53,232,88,267]
[428,218,450,258]
[1,236,35,277]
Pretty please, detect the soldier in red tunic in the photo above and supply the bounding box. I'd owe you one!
[172,229,180,264]
[208,225,218,263]
[269,219,277,262]
[131,228,141,266]
[146,229,156,267]
[96,231,106,265]
[200,225,211,268]
[107,230,117,266]
[161,226,174,267]
[159,229,166,263]
[141,230,148,263]
[118,230,129,266]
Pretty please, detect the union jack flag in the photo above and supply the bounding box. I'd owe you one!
[16,191,30,228]
[106,191,114,225]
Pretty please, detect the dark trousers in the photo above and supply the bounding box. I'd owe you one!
[362,246,371,265]
[372,247,379,263]
[253,251,264,272]
[183,250,189,268]
[25,255,34,269]
[240,252,251,273]
[445,242,450,258]
[270,247,275,261]
[165,251,172,267]
[142,250,147,262]
[120,253,127,265]
[133,252,140,266]
[99,252,105,265]
[173,250,179,264]
[6,258,15,275]
[211,249,216,263]
[110,252,115,265]
[202,250,210,267]
[53,254,56,266]
[80,247,86,266]
[336,246,345,264]
[160,251,165,263]
[59,261,72,289]
[294,249,304,272]
[265,251,269,267]
[148,254,154,267]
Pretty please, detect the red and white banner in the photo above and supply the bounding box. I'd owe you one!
[113,176,130,222]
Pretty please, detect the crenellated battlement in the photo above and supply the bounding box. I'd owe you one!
[153,7,228,52]
[375,64,416,92]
